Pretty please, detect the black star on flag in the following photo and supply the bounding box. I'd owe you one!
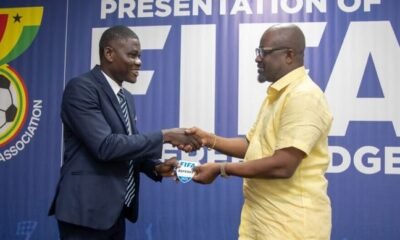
[13,13,22,23]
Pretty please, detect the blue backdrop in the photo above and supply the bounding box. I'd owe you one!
[1,0,399,239]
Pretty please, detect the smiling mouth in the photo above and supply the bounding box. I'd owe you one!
[131,70,139,77]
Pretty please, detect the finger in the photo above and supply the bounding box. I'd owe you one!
[192,135,204,148]
[177,144,185,150]
[190,134,205,147]
[183,145,193,152]
[165,157,177,164]
[185,127,195,134]
[184,136,199,150]
[192,174,199,181]
[201,138,208,147]
[170,162,179,168]
[191,136,202,149]
[189,143,199,151]
[163,169,175,176]
[163,164,176,172]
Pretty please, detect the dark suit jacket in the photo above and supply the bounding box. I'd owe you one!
[49,65,164,230]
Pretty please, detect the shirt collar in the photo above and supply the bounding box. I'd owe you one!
[267,66,306,98]
[101,70,122,96]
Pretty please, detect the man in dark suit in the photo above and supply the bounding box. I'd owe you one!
[49,25,200,240]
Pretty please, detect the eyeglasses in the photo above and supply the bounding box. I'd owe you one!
[255,47,291,58]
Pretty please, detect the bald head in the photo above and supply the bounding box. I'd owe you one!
[262,24,305,64]
[256,24,306,83]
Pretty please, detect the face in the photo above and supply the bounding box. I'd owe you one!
[106,37,142,85]
[255,31,288,83]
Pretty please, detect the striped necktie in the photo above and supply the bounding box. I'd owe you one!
[117,89,135,207]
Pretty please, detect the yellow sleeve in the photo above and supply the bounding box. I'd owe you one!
[275,87,332,155]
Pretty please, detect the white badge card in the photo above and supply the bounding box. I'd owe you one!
[176,160,198,183]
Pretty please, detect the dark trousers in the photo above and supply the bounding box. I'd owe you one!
[57,212,126,240]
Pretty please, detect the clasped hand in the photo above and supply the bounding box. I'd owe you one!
[162,127,222,183]
[192,163,221,184]
[162,128,203,152]
[156,159,221,184]
[154,157,178,178]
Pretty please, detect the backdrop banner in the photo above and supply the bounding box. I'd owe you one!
[1,0,399,239]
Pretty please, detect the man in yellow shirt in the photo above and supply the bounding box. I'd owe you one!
[187,24,333,239]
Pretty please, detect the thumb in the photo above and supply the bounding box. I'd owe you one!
[185,127,196,135]
[166,156,176,162]
[192,165,201,173]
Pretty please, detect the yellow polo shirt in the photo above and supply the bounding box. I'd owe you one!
[240,67,333,240]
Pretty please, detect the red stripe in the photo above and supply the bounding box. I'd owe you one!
[0,14,8,42]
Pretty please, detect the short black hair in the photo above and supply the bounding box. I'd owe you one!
[99,25,139,59]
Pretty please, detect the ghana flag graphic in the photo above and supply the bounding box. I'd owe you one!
[0,6,43,66]
[0,6,43,147]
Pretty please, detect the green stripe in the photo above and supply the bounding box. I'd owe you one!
[0,25,39,66]
[0,67,25,142]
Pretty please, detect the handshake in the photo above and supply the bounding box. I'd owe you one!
[161,127,215,152]
[156,127,223,184]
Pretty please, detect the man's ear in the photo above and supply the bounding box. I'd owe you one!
[285,49,295,64]
[103,46,114,62]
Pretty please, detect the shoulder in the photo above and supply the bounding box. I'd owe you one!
[287,77,333,120]
[286,76,327,105]
[293,76,323,94]
[66,71,94,88]
[65,70,101,94]
[62,72,103,105]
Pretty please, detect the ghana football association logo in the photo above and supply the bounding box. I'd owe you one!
[0,6,43,161]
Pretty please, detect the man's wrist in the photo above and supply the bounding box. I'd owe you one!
[207,134,217,150]
[220,163,229,178]
[161,129,170,143]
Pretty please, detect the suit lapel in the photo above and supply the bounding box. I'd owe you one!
[91,66,129,134]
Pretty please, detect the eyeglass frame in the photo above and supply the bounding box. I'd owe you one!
[255,47,292,58]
